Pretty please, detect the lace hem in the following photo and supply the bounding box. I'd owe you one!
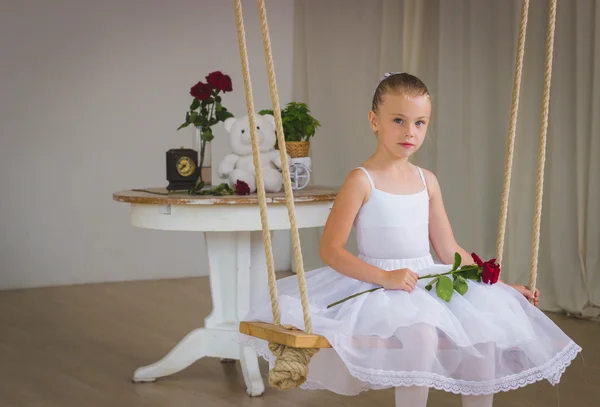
[237,334,581,396]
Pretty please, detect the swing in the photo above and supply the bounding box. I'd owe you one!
[235,0,557,391]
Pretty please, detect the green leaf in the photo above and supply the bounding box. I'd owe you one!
[216,103,222,112]
[305,124,314,137]
[215,95,222,103]
[453,252,461,270]
[454,277,468,296]
[455,265,481,281]
[177,121,191,130]
[188,182,236,196]
[189,111,199,123]
[190,98,200,110]
[188,181,205,195]
[216,109,233,121]
[424,276,439,292]
[436,275,454,302]
[201,129,214,142]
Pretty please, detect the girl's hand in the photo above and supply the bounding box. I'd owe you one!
[380,268,419,293]
[509,284,540,306]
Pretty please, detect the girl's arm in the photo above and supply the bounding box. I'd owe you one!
[423,169,474,266]
[424,168,540,304]
[319,169,388,286]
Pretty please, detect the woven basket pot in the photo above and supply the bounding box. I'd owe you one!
[284,141,310,158]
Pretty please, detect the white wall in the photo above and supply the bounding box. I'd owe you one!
[0,0,294,289]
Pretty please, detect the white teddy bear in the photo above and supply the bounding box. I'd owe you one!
[217,113,289,193]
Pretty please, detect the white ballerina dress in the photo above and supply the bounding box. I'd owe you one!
[239,166,582,396]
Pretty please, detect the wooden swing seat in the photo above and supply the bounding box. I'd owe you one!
[239,321,332,349]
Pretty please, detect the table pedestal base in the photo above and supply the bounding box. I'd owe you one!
[132,231,269,397]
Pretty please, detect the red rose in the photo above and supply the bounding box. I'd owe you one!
[235,180,251,195]
[206,71,233,92]
[481,258,500,284]
[190,81,212,100]
[471,252,484,267]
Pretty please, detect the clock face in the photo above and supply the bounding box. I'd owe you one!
[176,156,195,177]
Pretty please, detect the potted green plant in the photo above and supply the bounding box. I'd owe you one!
[259,102,321,158]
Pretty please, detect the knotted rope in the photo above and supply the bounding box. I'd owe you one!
[267,326,319,389]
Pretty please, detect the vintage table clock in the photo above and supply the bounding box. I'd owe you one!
[166,147,199,191]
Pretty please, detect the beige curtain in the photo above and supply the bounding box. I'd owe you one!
[291,0,600,315]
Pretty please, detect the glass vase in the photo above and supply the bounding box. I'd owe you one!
[193,126,212,186]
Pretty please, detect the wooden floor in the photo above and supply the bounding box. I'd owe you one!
[0,275,597,407]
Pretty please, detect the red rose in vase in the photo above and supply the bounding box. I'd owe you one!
[178,71,234,187]
[190,81,212,100]
[206,71,233,92]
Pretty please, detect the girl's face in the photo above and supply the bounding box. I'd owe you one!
[368,92,431,159]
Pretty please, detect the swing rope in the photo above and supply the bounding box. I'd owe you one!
[529,0,557,298]
[495,0,556,300]
[496,0,529,267]
[233,0,280,328]
[256,0,313,334]
[234,0,318,390]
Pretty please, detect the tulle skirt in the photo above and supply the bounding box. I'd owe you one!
[238,254,581,396]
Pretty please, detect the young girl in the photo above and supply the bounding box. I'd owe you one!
[240,73,581,406]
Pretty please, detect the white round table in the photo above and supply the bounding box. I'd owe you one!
[113,186,337,396]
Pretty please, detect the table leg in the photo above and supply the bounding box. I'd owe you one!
[237,231,268,396]
[132,231,267,397]
[132,328,239,382]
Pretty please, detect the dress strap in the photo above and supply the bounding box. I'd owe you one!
[416,167,426,187]
[355,167,375,189]
[416,167,429,196]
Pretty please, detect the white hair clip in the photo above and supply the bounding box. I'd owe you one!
[373,72,405,96]
[378,71,404,84]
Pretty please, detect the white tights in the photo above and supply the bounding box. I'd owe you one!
[394,386,493,407]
